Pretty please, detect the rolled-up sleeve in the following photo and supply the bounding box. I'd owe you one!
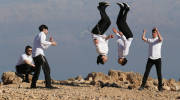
[121,35,127,42]
[115,33,121,38]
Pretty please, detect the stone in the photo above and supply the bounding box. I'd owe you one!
[170,83,180,91]
[37,80,45,84]
[163,86,170,91]
[75,75,84,81]
[108,70,121,81]
[85,72,110,82]
[1,72,23,85]
[68,78,76,81]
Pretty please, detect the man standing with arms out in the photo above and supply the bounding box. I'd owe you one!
[16,45,35,83]
[31,24,57,89]
[112,3,133,66]
[91,1,114,65]
[139,28,163,91]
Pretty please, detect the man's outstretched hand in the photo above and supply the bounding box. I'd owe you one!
[109,34,114,38]
[112,27,118,33]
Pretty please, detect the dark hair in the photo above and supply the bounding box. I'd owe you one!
[152,28,156,33]
[25,45,32,53]
[39,24,48,32]
[97,55,104,65]
[121,58,128,66]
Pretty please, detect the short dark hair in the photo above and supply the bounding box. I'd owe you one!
[97,55,104,65]
[39,24,48,32]
[121,58,128,66]
[152,28,156,33]
[25,45,32,53]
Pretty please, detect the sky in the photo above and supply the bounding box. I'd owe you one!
[0,0,180,81]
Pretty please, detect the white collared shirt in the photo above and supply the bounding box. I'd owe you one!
[116,33,133,58]
[16,53,33,66]
[92,34,109,56]
[32,32,52,57]
[145,37,163,60]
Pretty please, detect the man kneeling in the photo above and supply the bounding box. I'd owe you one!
[16,45,35,83]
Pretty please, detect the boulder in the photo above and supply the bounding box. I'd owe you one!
[68,78,76,81]
[126,72,142,86]
[108,70,121,81]
[163,86,171,91]
[167,78,176,86]
[85,72,110,82]
[1,72,23,85]
[108,70,127,82]
[75,75,84,81]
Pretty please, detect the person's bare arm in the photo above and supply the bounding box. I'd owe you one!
[155,28,163,42]
[24,60,35,67]
[112,27,123,37]
[49,37,57,46]
[142,29,148,42]
[51,41,57,46]
[105,34,114,40]
[117,31,123,37]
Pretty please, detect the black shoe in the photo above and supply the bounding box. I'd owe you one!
[123,3,130,11]
[117,2,124,8]
[158,87,163,92]
[46,86,58,89]
[15,72,24,78]
[98,1,110,11]
[23,80,30,83]
[138,86,144,91]
[30,86,37,89]
[99,1,110,7]
[30,84,37,89]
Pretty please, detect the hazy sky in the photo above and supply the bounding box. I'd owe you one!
[0,0,180,81]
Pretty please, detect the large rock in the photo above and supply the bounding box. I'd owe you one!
[108,70,142,88]
[85,72,110,82]
[108,70,127,82]
[1,72,23,85]
[75,75,84,81]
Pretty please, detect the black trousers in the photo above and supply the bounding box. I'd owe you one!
[141,58,163,87]
[116,6,133,39]
[31,55,51,87]
[91,7,111,35]
[16,64,35,81]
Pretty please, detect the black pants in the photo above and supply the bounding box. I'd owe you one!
[16,64,35,81]
[91,6,111,35]
[116,6,133,39]
[141,58,163,87]
[31,55,51,87]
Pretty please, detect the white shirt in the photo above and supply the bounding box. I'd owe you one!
[16,53,33,66]
[116,33,133,58]
[92,34,109,56]
[145,37,163,60]
[32,32,52,57]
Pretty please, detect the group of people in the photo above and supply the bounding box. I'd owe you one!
[15,1,163,91]
[91,2,163,91]
[16,25,57,89]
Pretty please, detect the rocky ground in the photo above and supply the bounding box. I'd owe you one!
[1,70,180,100]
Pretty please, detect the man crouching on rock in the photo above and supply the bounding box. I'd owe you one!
[31,24,57,89]
[16,45,35,83]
